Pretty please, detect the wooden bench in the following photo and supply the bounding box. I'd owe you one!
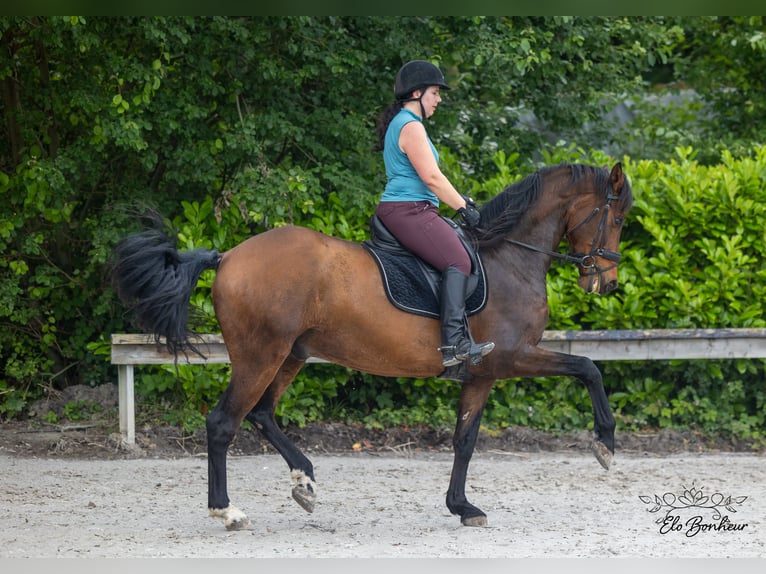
[111,329,766,444]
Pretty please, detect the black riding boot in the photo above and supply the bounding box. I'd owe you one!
[438,266,495,367]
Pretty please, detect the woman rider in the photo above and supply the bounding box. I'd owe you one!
[374,60,495,369]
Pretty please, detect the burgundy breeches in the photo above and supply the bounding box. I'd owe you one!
[375,201,471,276]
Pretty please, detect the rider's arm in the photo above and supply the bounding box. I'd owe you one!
[399,121,467,211]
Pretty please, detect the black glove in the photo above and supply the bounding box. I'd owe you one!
[460,194,477,208]
[457,203,481,229]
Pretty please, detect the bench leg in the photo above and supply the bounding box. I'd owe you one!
[118,365,135,444]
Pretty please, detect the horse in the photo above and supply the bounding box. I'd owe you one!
[111,161,632,531]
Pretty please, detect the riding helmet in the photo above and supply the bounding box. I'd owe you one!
[394,60,451,101]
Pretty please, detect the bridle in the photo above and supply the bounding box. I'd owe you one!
[504,190,622,277]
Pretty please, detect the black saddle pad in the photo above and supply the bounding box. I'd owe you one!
[363,243,488,319]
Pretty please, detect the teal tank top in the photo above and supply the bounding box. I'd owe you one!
[380,109,440,206]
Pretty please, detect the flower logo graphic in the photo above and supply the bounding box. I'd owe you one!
[639,484,748,523]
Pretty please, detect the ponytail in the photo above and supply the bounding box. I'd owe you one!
[374,102,403,152]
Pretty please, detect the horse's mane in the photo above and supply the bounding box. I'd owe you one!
[475,162,632,248]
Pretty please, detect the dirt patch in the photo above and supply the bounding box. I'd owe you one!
[2,385,764,559]
[1,383,761,460]
[2,449,764,558]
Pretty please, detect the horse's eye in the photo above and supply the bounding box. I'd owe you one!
[614,217,624,226]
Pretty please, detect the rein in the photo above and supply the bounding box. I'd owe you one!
[504,191,622,274]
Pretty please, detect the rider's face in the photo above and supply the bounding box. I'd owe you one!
[417,86,443,118]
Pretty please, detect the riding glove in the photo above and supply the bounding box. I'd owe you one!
[457,203,481,229]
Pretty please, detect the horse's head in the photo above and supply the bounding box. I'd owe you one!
[564,162,632,295]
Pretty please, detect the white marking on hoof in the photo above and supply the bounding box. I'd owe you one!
[291,469,317,513]
[209,505,252,531]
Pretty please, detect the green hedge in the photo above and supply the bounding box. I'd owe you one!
[483,144,766,439]
[88,144,766,442]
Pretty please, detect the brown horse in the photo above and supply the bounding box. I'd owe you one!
[112,161,632,531]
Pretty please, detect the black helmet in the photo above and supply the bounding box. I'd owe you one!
[394,60,451,101]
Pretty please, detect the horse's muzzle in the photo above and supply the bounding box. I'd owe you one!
[578,274,618,295]
[603,279,618,294]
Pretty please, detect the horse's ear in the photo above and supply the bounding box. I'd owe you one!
[609,162,624,194]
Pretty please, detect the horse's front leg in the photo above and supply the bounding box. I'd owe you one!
[446,378,495,527]
[576,354,616,469]
[515,347,615,469]
[552,352,615,469]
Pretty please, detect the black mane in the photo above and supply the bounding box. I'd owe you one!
[475,163,632,247]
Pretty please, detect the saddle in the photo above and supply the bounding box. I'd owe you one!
[362,215,488,319]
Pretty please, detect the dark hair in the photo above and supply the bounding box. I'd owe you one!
[374,102,402,152]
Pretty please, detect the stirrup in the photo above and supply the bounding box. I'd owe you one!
[440,340,495,367]
[439,345,463,367]
[456,341,495,365]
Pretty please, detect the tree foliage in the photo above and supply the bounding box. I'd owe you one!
[674,17,766,147]
[1,17,763,438]
[618,16,766,163]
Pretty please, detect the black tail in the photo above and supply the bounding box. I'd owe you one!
[111,219,221,358]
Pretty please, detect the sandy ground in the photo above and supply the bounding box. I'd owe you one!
[1,449,763,559]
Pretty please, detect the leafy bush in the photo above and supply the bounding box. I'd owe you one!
[480,143,766,440]
[133,143,765,443]
[2,17,764,442]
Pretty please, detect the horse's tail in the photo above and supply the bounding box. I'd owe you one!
[111,220,222,358]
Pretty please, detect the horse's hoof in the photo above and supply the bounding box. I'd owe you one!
[209,505,252,531]
[290,469,317,513]
[225,516,253,531]
[292,485,316,513]
[462,514,488,527]
[591,440,613,470]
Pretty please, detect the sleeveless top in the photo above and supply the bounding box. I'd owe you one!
[380,108,439,206]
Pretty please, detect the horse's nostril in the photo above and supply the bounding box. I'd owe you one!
[604,280,618,293]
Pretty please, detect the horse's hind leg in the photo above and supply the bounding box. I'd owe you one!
[206,379,253,531]
[207,355,290,531]
[245,355,318,513]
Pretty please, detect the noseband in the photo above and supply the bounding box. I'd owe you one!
[505,191,622,277]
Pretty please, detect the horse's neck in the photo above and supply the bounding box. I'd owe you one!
[512,195,569,258]
[482,208,564,321]
[485,165,584,279]
[496,177,573,278]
